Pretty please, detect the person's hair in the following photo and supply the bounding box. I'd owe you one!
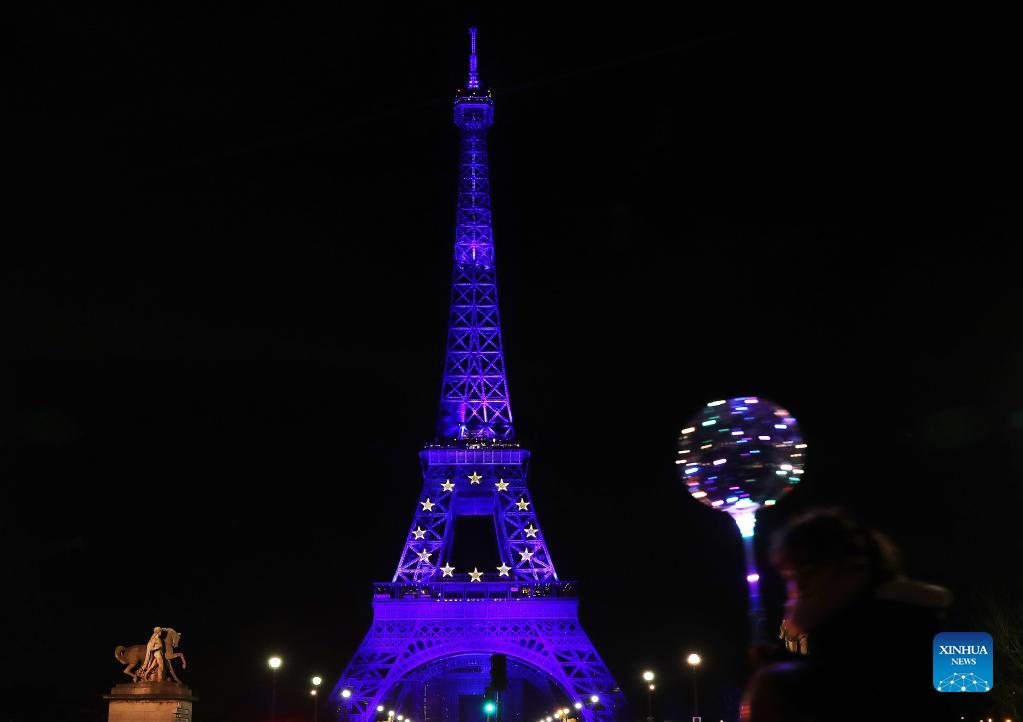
[769,507,902,586]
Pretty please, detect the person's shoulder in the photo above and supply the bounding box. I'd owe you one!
[874,578,953,609]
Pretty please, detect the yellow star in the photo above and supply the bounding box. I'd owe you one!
[469,567,483,582]
[420,498,435,511]
[468,471,482,484]
[516,498,530,510]
[412,526,427,539]
[440,563,455,577]
[417,549,433,562]
[441,480,455,492]
[524,524,538,538]
[495,479,510,492]
[497,563,511,576]
[518,548,534,562]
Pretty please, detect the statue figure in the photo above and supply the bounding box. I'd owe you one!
[114,627,187,683]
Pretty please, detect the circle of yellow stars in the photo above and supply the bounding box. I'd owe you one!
[413,471,543,580]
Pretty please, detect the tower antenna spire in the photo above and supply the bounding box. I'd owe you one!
[467,27,480,90]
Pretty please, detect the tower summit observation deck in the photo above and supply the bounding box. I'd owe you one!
[334,29,625,722]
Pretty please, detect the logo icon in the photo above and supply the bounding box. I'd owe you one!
[933,632,993,692]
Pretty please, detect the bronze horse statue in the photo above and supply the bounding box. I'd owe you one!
[114,628,186,682]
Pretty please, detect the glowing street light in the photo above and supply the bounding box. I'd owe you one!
[377,706,385,713]
[641,670,656,721]
[686,653,702,719]
[312,676,322,687]
[574,703,583,710]
[590,695,600,704]
[341,689,352,699]
[268,657,282,722]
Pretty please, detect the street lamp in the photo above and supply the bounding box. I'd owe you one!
[310,678,324,722]
[686,654,702,721]
[641,671,655,721]
[268,657,282,722]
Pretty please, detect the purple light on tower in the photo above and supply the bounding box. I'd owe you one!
[439,27,506,440]
[467,27,480,90]
[677,396,807,641]
[334,29,625,722]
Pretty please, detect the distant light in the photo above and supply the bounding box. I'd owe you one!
[707,400,726,406]
[312,676,322,686]
[681,427,696,434]
[687,653,702,666]
[711,500,724,507]
[398,714,404,720]
[642,670,655,681]
[590,695,600,703]
[377,706,385,713]
[744,398,759,403]
[574,703,583,710]
[713,458,727,465]
[746,573,760,583]
[691,491,707,499]
[701,419,717,426]
[758,435,771,440]
[764,499,776,506]
[389,711,395,717]
[648,684,655,690]
[774,423,787,429]
[340,689,351,699]
[268,657,282,670]
[311,689,318,696]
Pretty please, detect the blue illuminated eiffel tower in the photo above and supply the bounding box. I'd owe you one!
[333,29,625,722]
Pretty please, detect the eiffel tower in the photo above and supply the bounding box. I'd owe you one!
[333,29,625,722]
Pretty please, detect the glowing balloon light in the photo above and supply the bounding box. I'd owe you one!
[677,396,806,640]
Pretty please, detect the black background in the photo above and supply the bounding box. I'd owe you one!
[6,5,1021,722]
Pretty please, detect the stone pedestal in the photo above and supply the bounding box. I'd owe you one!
[105,681,196,722]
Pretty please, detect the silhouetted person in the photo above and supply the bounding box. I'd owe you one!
[741,508,952,722]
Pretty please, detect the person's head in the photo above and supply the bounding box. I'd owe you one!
[770,507,901,600]
[153,627,162,634]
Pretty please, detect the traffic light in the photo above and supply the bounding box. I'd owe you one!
[482,686,498,717]
[490,653,507,691]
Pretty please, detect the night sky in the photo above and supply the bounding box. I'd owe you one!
[6,5,1021,722]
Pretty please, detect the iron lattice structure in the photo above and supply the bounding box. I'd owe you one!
[335,29,625,722]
